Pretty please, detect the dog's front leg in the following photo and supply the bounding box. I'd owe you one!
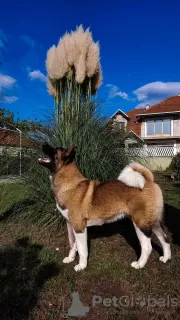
[73,228,88,272]
[63,221,77,264]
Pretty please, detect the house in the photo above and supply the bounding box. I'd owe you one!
[0,128,35,156]
[109,109,144,147]
[130,96,180,149]
[110,95,180,169]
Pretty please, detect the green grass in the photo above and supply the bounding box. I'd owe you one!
[0,182,30,215]
[0,176,179,319]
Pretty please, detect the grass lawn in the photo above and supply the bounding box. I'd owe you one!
[0,177,179,320]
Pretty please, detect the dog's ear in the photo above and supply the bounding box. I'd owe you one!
[62,146,77,164]
[42,143,55,158]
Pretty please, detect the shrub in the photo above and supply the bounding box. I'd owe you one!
[169,153,180,172]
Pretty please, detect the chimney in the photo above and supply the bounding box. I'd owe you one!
[145,104,150,109]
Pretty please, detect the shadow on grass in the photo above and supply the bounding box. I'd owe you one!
[164,203,180,245]
[88,205,180,261]
[0,199,36,222]
[0,237,60,320]
[88,218,142,259]
[88,202,180,261]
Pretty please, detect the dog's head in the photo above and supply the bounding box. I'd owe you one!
[38,143,76,173]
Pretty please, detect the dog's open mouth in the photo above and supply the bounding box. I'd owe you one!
[38,158,51,164]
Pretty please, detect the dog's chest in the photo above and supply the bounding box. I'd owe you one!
[56,203,69,220]
[49,176,68,220]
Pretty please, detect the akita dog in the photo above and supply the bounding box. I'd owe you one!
[38,143,171,272]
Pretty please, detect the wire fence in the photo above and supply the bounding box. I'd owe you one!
[0,128,36,177]
[126,147,180,158]
[0,147,35,177]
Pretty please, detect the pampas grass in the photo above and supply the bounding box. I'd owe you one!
[86,42,100,77]
[46,25,103,128]
[46,45,59,79]
[20,25,133,227]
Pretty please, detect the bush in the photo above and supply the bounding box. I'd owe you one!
[169,153,180,172]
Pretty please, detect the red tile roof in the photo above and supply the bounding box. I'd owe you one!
[0,129,35,148]
[137,96,180,115]
[126,109,142,135]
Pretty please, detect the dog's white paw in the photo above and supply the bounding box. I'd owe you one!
[131,261,144,269]
[74,264,87,272]
[159,256,170,263]
[63,256,75,264]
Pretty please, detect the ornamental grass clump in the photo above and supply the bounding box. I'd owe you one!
[22,26,136,226]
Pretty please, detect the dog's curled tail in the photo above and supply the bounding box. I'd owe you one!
[117,162,154,189]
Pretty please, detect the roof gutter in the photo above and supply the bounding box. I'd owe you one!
[136,111,180,117]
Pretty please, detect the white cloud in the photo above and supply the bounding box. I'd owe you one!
[28,70,46,82]
[133,81,180,109]
[0,73,17,89]
[134,98,163,109]
[106,84,129,100]
[0,94,18,104]
[0,73,18,104]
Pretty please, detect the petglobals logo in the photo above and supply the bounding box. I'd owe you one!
[61,292,178,318]
[92,294,178,308]
[68,292,89,317]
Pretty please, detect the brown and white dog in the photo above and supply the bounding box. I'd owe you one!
[38,143,171,272]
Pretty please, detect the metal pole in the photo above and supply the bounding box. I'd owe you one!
[16,128,22,176]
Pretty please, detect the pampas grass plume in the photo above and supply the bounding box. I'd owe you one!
[57,37,69,78]
[46,45,59,79]
[47,77,56,97]
[86,42,100,78]
[75,54,86,83]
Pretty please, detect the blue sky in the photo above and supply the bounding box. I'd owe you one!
[1,0,180,121]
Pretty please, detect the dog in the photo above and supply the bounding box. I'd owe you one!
[38,143,171,272]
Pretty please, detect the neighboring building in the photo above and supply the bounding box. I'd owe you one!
[110,95,180,148]
[0,128,35,156]
[134,96,180,149]
[109,109,144,147]
[110,95,180,169]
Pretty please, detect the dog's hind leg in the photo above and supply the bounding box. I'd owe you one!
[131,222,152,269]
[152,222,171,263]
[63,221,77,264]
[73,228,88,272]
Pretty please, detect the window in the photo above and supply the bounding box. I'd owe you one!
[155,120,162,134]
[146,119,171,136]
[163,119,171,134]
[146,120,154,135]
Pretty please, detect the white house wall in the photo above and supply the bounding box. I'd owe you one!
[114,114,128,125]
[174,118,180,136]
